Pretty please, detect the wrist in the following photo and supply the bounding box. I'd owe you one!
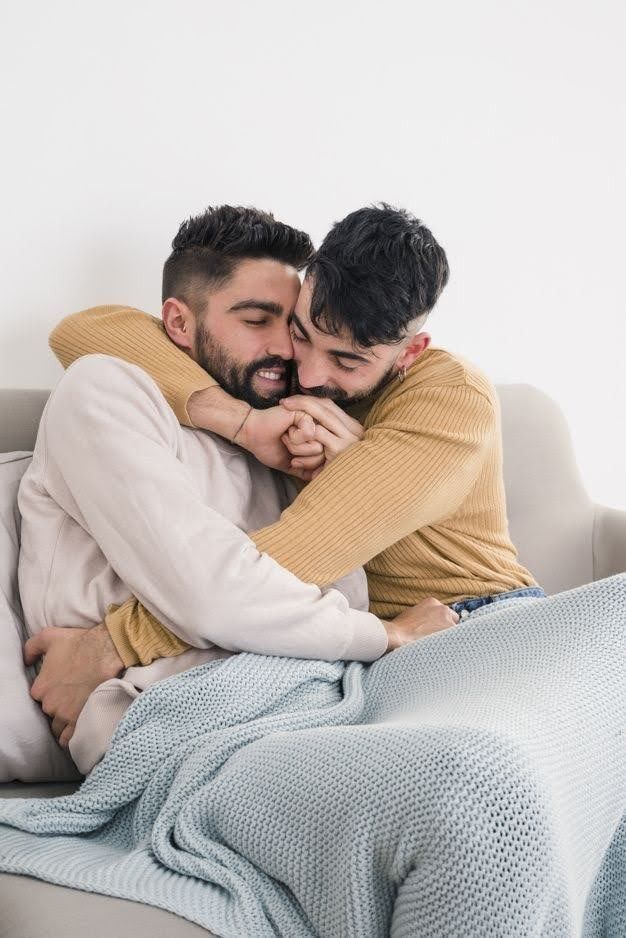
[187,386,250,440]
[235,407,262,454]
[231,405,253,446]
[92,622,125,678]
[381,621,399,652]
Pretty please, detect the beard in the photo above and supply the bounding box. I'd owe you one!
[195,323,294,410]
[294,361,397,408]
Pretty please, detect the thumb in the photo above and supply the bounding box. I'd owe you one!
[59,723,76,749]
[24,632,48,666]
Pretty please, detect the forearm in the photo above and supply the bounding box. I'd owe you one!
[187,386,251,443]
[103,562,370,669]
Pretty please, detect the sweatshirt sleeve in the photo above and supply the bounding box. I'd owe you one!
[102,381,495,667]
[40,355,388,664]
[104,565,370,668]
[49,305,217,426]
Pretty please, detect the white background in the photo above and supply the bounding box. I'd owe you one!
[1,0,624,507]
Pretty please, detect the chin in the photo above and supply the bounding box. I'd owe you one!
[247,387,283,410]
[255,396,281,410]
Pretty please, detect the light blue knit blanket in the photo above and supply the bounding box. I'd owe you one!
[1,576,625,937]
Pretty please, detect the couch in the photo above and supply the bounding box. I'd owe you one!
[1,383,625,937]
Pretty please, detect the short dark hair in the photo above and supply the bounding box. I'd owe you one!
[307,204,449,347]
[162,205,314,310]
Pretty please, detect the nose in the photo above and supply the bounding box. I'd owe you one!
[294,355,329,390]
[267,322,294,362]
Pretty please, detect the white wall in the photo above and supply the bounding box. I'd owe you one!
[1,0,625,507]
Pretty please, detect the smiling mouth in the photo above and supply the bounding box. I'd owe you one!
[255,369,286,383]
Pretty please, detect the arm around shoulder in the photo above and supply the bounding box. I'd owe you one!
[49,305,216,426]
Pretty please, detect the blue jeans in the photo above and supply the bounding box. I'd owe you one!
[449,586,546,619]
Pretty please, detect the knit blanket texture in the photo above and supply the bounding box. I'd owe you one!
[0,576,625,937]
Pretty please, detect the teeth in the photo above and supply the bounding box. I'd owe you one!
[257,370,284,381]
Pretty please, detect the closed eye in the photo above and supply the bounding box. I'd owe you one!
[335,359,359,373]
[244,319,269,326]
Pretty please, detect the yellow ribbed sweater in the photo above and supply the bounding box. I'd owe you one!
[49,306,536,667]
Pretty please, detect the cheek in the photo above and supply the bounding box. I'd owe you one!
[233,325,268,364]
[335,371,362,391]
[335,367,381,395]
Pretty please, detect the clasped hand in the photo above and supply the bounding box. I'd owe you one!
[239,396,364,481]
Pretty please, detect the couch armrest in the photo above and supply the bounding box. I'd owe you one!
[593,504,626,581]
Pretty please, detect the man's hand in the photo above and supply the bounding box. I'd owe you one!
[279,396,364,479]
[382,598,460,652]
[187,386,327,481]
[238,405,326,480]
[24,623,124,749]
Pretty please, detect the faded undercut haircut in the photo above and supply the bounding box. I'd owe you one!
[162,205,314,313]
[307,204,450,348]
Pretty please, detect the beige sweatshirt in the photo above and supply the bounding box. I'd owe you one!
[17,355,387,773]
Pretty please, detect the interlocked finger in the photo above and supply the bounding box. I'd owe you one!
[281,431,323,457]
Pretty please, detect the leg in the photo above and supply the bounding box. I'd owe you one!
[206,723,565,938]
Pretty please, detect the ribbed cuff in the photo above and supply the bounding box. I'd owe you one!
[174,375,218,428]
[104,604,140,669]
[342,610,389,662]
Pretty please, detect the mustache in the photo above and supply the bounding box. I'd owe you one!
[254,356,291,370]
[297,385,335,398]
[244,356,294,379]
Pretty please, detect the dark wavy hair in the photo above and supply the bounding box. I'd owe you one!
[307,204,449,347]
[162,205,314,311]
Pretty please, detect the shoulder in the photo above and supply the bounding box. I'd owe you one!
[365,347,498,428]
[49,305,161,350]
[46,354,176,431]
[61,303,154,320]
[57,353,162,396]
[405,347,495,399]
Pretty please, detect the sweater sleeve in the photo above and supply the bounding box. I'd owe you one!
[49,305,217,426]
[103,382,495,667]
[251,384,496,583]
[40,355,388,664]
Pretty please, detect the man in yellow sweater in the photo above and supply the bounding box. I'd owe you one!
[27,203,540,745]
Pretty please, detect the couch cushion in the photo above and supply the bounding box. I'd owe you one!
[0,874,217,938]
[498,384,595,594]
[0,389,50,453]
[0,453,80,782]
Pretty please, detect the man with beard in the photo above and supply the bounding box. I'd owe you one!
[26,203,538,753]
[18,205,459,771]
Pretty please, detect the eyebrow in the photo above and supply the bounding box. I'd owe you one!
[228,300,283,316]
[291,312,372,364]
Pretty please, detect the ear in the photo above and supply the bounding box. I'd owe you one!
[162,297,195,353]
[395,332,431,372]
